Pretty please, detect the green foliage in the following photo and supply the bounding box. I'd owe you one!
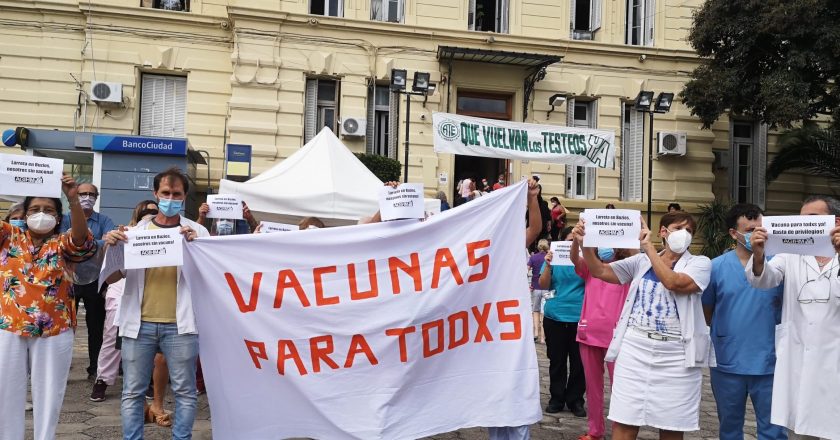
[354,153,401,182]
[696,199,734,259]
[766,122,840,184]
[681,0,840,129]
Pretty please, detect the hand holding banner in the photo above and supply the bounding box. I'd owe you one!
[0,153,64,198]
[582,209,641,249]
[206,194,243,219]
[379,183,425,221]
[763,215,836,256]
[550,241,575,266]
[124,228,184,269]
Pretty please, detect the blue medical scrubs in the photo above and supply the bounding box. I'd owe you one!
[702,250,787,440]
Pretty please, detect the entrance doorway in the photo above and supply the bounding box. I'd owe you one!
[453,90,512,205]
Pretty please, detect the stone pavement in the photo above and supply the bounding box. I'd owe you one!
[27,307,756,439]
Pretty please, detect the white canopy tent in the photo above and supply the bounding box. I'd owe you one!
[219,127,440,227]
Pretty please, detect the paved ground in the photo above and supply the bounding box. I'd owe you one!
[25,308,755,439]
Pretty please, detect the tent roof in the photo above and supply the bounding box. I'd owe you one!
[219,128,384,226]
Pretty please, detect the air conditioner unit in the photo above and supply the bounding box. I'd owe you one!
[90,81,123,104]
[340,118,366,137]
[657,131,687,156]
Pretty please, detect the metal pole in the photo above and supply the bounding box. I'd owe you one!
[403,93,411,183]
[647,111,654,227]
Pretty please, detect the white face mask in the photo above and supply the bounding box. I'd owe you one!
[27,212,58,234]
[666,228,692,254]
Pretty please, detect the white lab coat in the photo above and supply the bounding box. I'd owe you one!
[745,254,840,440]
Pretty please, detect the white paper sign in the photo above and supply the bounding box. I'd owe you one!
[207,194,243,219]
[259,221,297,233]
[379,183,425,221]
[550,241,575,266]
[438,172,448,185]
[763,215,836,256]
[0,153,64,198]
[124,228,184,270]
[582,209,641,249]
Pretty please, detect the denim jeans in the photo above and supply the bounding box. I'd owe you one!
[121,322,199,440]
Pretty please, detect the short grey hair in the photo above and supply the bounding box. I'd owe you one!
[802,195,840,216]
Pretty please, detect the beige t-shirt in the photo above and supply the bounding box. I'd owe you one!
[141,222,178,323]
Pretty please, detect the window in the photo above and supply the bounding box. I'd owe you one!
[468,0,509,33]
[620,103,644,201]
[310,0,343,17]
[366,84,399,158]
[141,0,190,11]
[304,78,340,143]
[371,0,403,23]
[139,74,187,138]
[730,121,767,207]
[566,99,597,200]
[625,0,654,46]
[570,0,602,40]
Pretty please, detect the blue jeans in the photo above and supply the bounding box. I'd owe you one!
[121,322,199,440]
[710,369,787,440]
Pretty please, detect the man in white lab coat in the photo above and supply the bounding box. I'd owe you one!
[746,195,840,440]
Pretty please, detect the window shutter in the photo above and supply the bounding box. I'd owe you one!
[585,100,598,199]
[590,0,602,32]
[468,0,476,30]
[366,83,376,154]
[565,98,576,198]
[388,90,400,159]
[752,123,768,209]
[569,0,576,34]
[628,108,644,201]
[398,0,405,23]
[304,78,318,144]
[371,0,381,20]
[498,0,509,33]
[140,74,186,138]
[644,0,655,46]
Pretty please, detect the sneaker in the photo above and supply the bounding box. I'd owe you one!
[544,403,563,414]
[570,403,587,418]
[90,380,107,402]
[145,383,154,400]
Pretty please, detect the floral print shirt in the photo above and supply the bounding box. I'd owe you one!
[1,221,96,337]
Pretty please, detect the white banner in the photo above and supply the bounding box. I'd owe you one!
[183,182,541,439]
[0,153,63,198]
[763,215,836,256]
[433,112,616,168]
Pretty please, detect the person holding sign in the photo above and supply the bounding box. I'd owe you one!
[575,211,712,439]
[569,236,635,440]
[745,195,840,440]
[701,204,787,440]
[538,227,587,418]
[0,174,97,440]
[197,200,258,235]
[101,168,208,440]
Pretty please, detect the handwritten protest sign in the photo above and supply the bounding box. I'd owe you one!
[258,221,297,233]
[550,241,575,266]
[379,183,425,221]
[182,181,541,439]
[0,153,63,198]
[124,228,183,269]
[582,209,641,249]
[763,215,836,256]
[206,194,243,219]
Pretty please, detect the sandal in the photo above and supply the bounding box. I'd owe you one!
[143,405,155,424]
[149,408,173,428]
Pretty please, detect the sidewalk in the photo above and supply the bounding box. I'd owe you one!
[27,307,747,439]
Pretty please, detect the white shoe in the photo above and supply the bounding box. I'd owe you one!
[25,402,33,411]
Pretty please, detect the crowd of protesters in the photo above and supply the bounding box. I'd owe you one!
[2,167,840,440]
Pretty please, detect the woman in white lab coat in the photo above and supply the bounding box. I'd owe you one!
[745,195,840,440]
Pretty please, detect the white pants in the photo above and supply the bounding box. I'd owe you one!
[96,295,121,385]
[0,330,74,440]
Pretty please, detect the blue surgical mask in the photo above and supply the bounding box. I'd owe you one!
[597,247,615,262]
[157,198,183,218]
[10,219,26,230]
[216,219,234,236]
[736,231,753,252]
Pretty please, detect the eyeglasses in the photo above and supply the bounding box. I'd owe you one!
[26,207,58,216]
[796,257,837,304]
[78,192,98,198]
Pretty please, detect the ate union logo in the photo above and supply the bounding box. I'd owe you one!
[438,120,459,141]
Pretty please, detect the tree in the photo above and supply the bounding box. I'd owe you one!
[354,153,401,182]
[680,0,840,129]
[766,122,840,184]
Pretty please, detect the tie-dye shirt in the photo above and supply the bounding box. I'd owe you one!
[627,268,682,335]
[0,221,96,337]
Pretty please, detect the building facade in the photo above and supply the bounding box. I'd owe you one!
[0,0,830,221]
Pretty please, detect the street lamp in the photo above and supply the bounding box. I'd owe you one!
[391,68,435,183]
[634,90,673,226]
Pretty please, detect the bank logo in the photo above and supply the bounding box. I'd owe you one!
[438,120,460,141]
